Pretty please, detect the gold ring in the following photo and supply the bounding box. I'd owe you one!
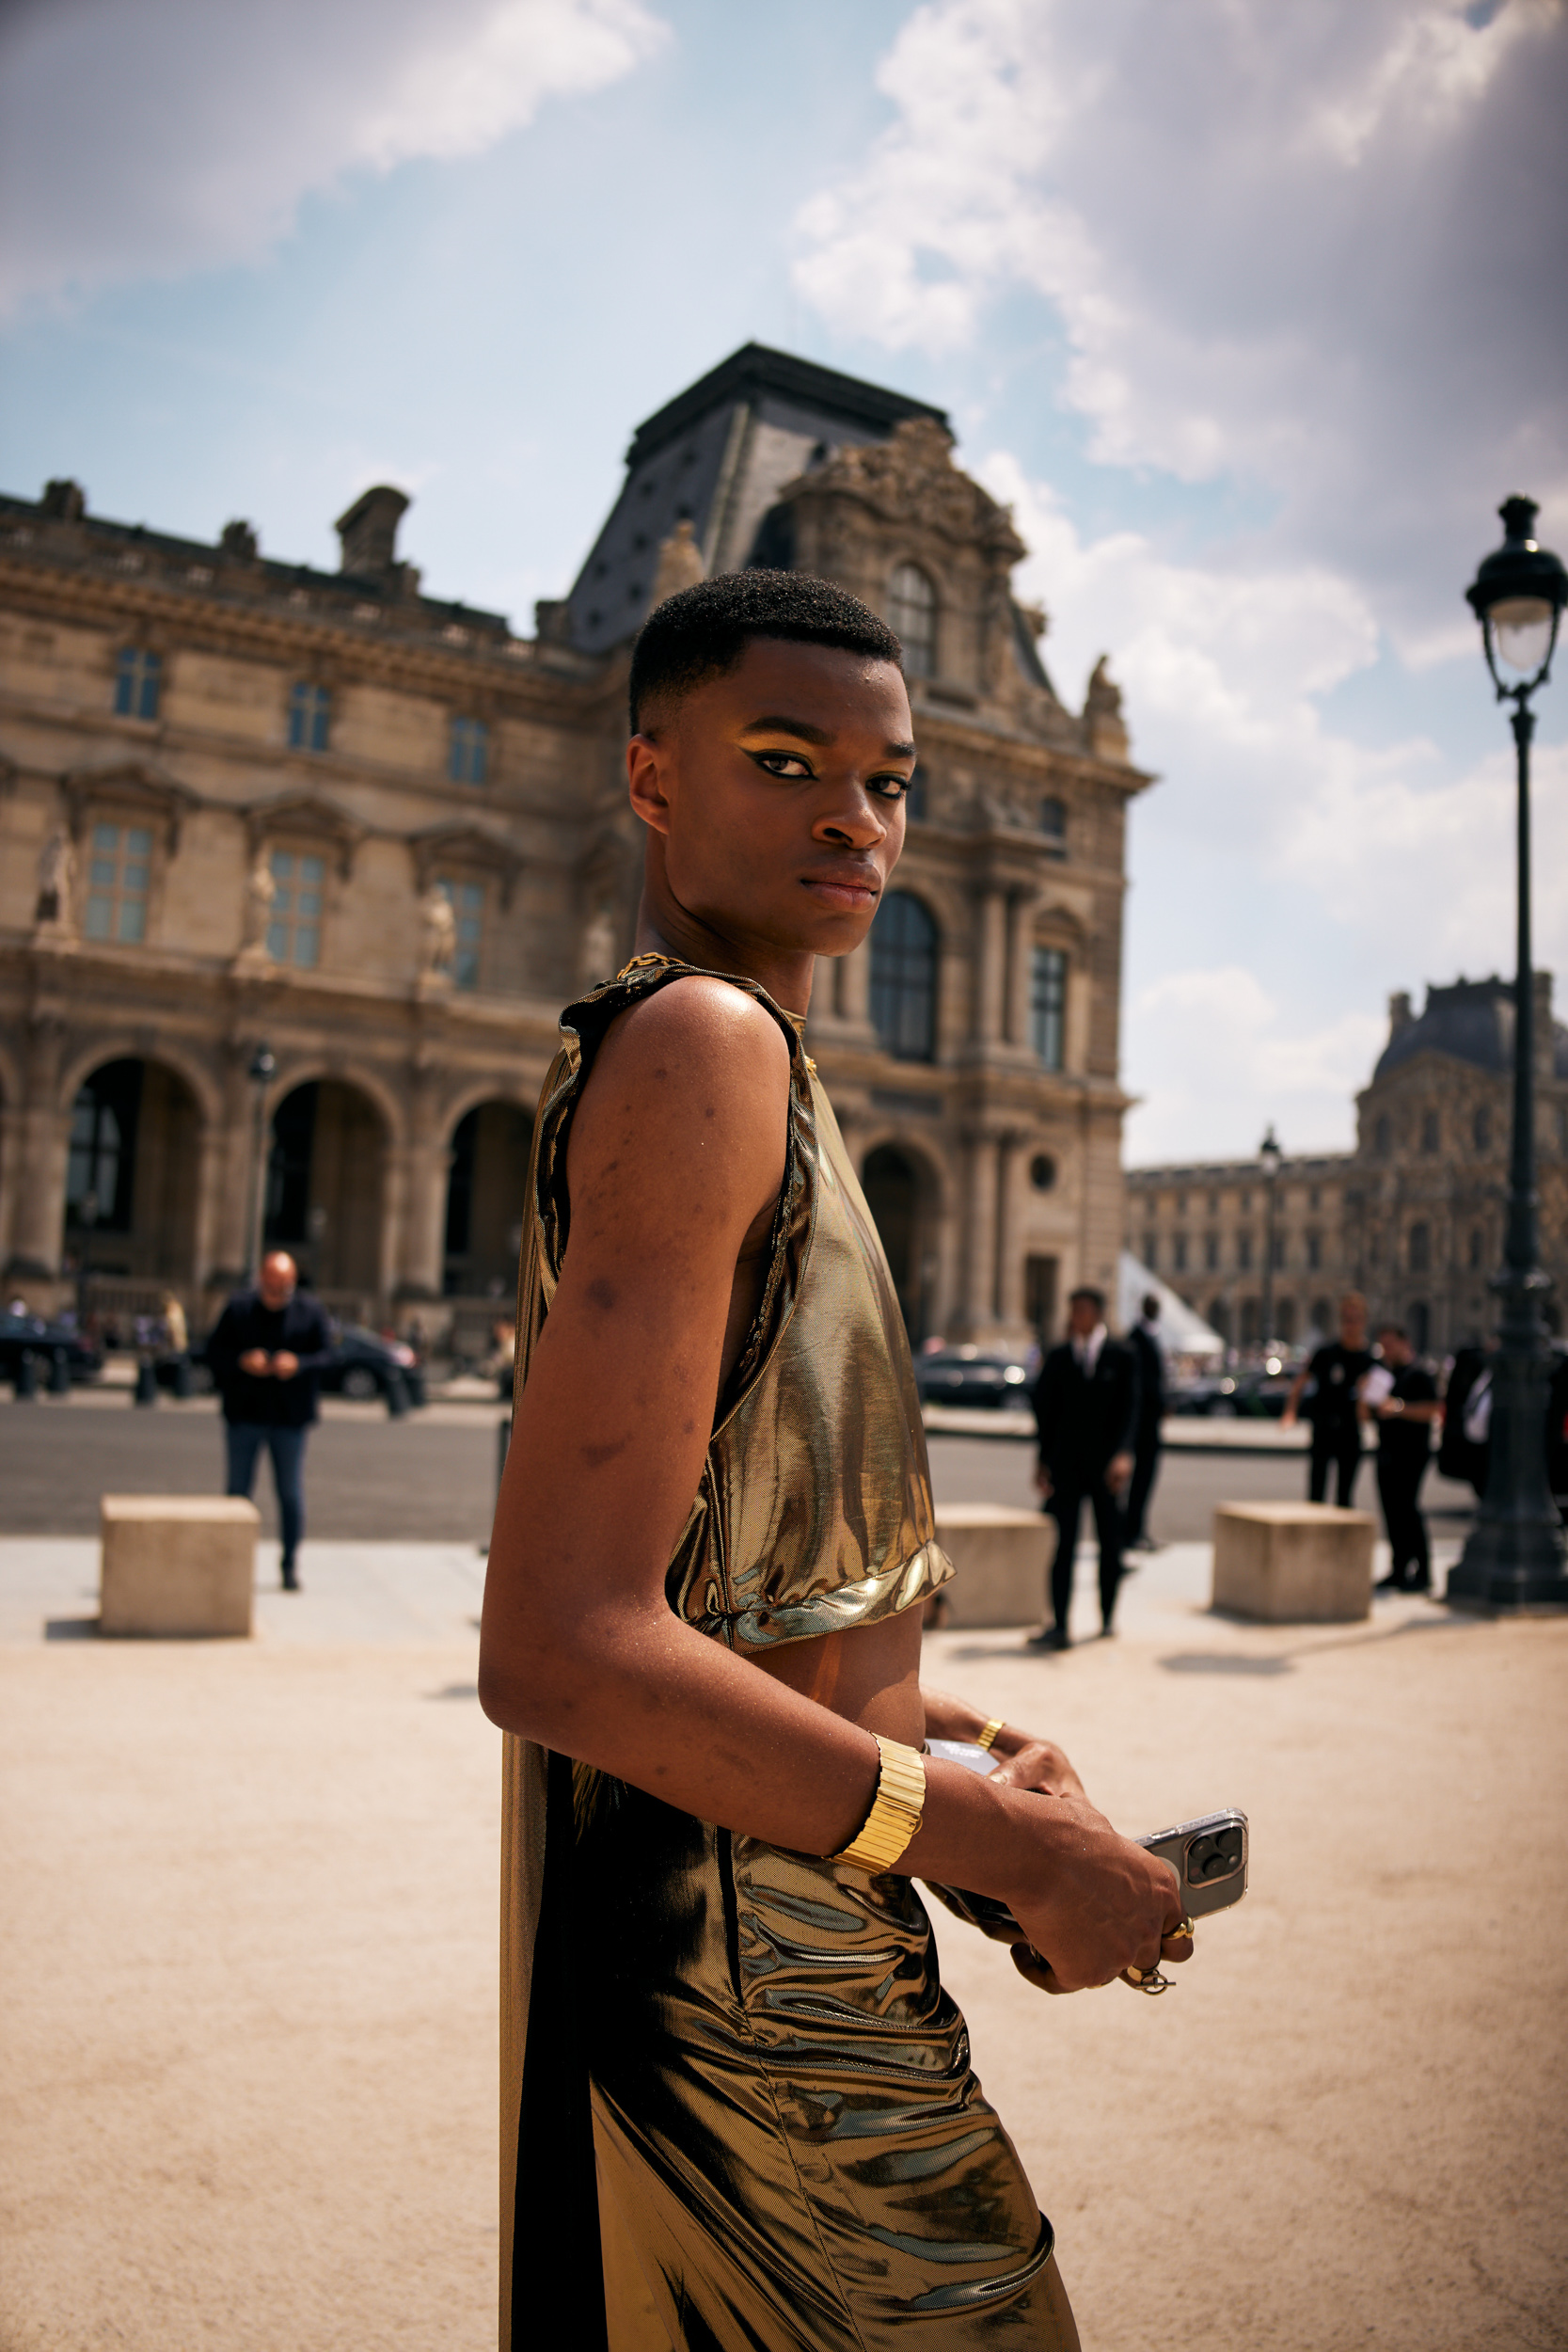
[1165,1916,1195,1941]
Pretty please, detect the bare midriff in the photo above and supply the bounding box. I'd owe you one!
[739,1610,927,1749]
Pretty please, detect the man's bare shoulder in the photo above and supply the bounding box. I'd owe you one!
[571,976,792,1226]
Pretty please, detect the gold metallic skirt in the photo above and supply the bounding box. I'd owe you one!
[572,1773,1058,2348]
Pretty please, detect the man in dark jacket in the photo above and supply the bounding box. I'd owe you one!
[206,1251,335,1590]
[1123,1292,1166,1552]
[1029,1285,1139,1648]
[1284,1292,1373,1506]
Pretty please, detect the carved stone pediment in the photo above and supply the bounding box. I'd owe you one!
[408,823,524,908]
[243,788,365,880]
[62,761,201,852]
[785,419,1026,562]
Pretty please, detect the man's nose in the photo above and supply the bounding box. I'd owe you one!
[813,788,887,850]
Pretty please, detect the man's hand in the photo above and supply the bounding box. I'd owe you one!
[1106,1451,1132,1492]
[1033,1463,1053,1501]
[239,1348,271,1375]
[271,1351,299,1379]
[987,1736,1087,1805]
[993,1792,1192,1994]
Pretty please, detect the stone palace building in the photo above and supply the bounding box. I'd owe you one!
[0,343,1149,1349]
[1125,975,1568,1357]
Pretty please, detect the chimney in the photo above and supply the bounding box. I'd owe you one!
[335,485,410,576]
[1387,991,1413,1034]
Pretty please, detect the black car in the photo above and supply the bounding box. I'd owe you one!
[320,1325,426,1406]
[913,1346,1034,1410]
[0,1311,103,1387]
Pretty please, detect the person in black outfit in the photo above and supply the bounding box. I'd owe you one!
[206,1251,335,1590]
[1365,1325,1441,1591]
[1029,1285,1139,1648]
[1284,1292,1373,1506]
[1122,1292,1166,1552]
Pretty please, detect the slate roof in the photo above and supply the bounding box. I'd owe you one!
[1373,977,1568,1082]
[564,342,951,657]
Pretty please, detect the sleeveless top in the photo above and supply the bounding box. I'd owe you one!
[515,952,954,1645]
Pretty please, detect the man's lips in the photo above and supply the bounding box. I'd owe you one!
[800,872,879,908]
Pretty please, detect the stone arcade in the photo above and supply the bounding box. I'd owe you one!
[0,345,1148,1349]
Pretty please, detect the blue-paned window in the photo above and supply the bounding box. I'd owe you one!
[288,681,331,752]
[449,715,489,786]
[1030,946,1067,1070]
[114,647,161,720]
[264,850,325,968]
[870,890,939,1062]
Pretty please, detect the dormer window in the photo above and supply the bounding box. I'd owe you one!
[114,647,161,720]
[288,681,331,753]
[449,716,489,787]
[889,563,936,679]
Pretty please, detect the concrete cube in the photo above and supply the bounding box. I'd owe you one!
[1212,1502,1375,1624]
[99,1496,260,1638]
[932,1503,1053,1629]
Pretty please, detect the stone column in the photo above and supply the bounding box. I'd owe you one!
[958,1125,999,1338]
[6,1018,69,1276]
[190,1121,230,1290]
[396,1135,453,1300]
[838,936,877,1046]
[993,1130,1024,1327]
[974,885,1006,1046]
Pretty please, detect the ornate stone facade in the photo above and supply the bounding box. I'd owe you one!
[0,345,1148,1346]
[1126,975,1568,1356]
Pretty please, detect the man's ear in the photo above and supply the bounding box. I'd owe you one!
[627,731,673,835]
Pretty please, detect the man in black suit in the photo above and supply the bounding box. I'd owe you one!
[1029,1285,1140,1649]
[1123,1292,1166,1552]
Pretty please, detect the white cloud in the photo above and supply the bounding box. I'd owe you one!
[0,0,667,315]
[1124,966,1386,1164]
[793,0,1568,650]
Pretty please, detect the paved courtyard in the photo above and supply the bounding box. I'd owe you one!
[3,1491,1565,2348]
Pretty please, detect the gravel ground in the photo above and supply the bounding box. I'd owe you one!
[2,1530,1563,2352]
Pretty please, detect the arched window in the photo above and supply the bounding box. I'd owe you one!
[869,890,938,1062]
[888,564,937,679]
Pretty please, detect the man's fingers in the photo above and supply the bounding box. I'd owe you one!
[1160,1918,1196,1964]
[1010,1944,1070,1995]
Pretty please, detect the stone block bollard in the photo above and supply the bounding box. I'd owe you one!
[99,1496,260,1637]
[1212,1502,1375,1623]
[931,1503,1053,1629]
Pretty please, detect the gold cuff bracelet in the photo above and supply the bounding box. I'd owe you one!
[832,1735,927,1871]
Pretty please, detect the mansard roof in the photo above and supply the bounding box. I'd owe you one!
[565,342,953,658]
[1373,976,1568,1083]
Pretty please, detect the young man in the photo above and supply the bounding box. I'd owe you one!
[1122,1291,1166,1553]
[480,572,1189,2352]
[1029,1287,1139,1647]
[1284,1293,1374,1507]
[206,1249,333,1591]
[1365,1324,1442,1592]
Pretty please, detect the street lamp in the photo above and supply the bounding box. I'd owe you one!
[1259,1125,1282,1364]
[1448,496,1568,1610]
[245,1043,276,1280]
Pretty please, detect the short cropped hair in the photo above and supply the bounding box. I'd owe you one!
[1069,1285,1106,1312]
[628,569,904,733]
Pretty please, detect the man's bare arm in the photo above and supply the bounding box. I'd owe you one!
[479,977,1179,1989]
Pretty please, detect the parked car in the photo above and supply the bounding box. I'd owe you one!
[0,1311,103,1386]
[913,1345,1034,1410]
[321,1325,426,1406]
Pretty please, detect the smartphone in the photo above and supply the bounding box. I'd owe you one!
[923,1742,1249,1937]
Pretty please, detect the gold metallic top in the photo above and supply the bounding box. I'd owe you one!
[519,954,953,1649]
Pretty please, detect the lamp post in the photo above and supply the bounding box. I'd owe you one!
[1448,497,1568,1610]
[1259,1125,1282,1360]
[244,1043,276,1280]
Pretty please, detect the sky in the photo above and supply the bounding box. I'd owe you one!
[3,0,1565,1166]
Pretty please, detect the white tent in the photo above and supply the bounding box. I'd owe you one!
[1117,1251,1226,1357]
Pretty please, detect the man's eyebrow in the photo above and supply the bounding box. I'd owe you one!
[738,715,918,761]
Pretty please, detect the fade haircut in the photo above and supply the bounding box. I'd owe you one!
[628,569,904,734]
